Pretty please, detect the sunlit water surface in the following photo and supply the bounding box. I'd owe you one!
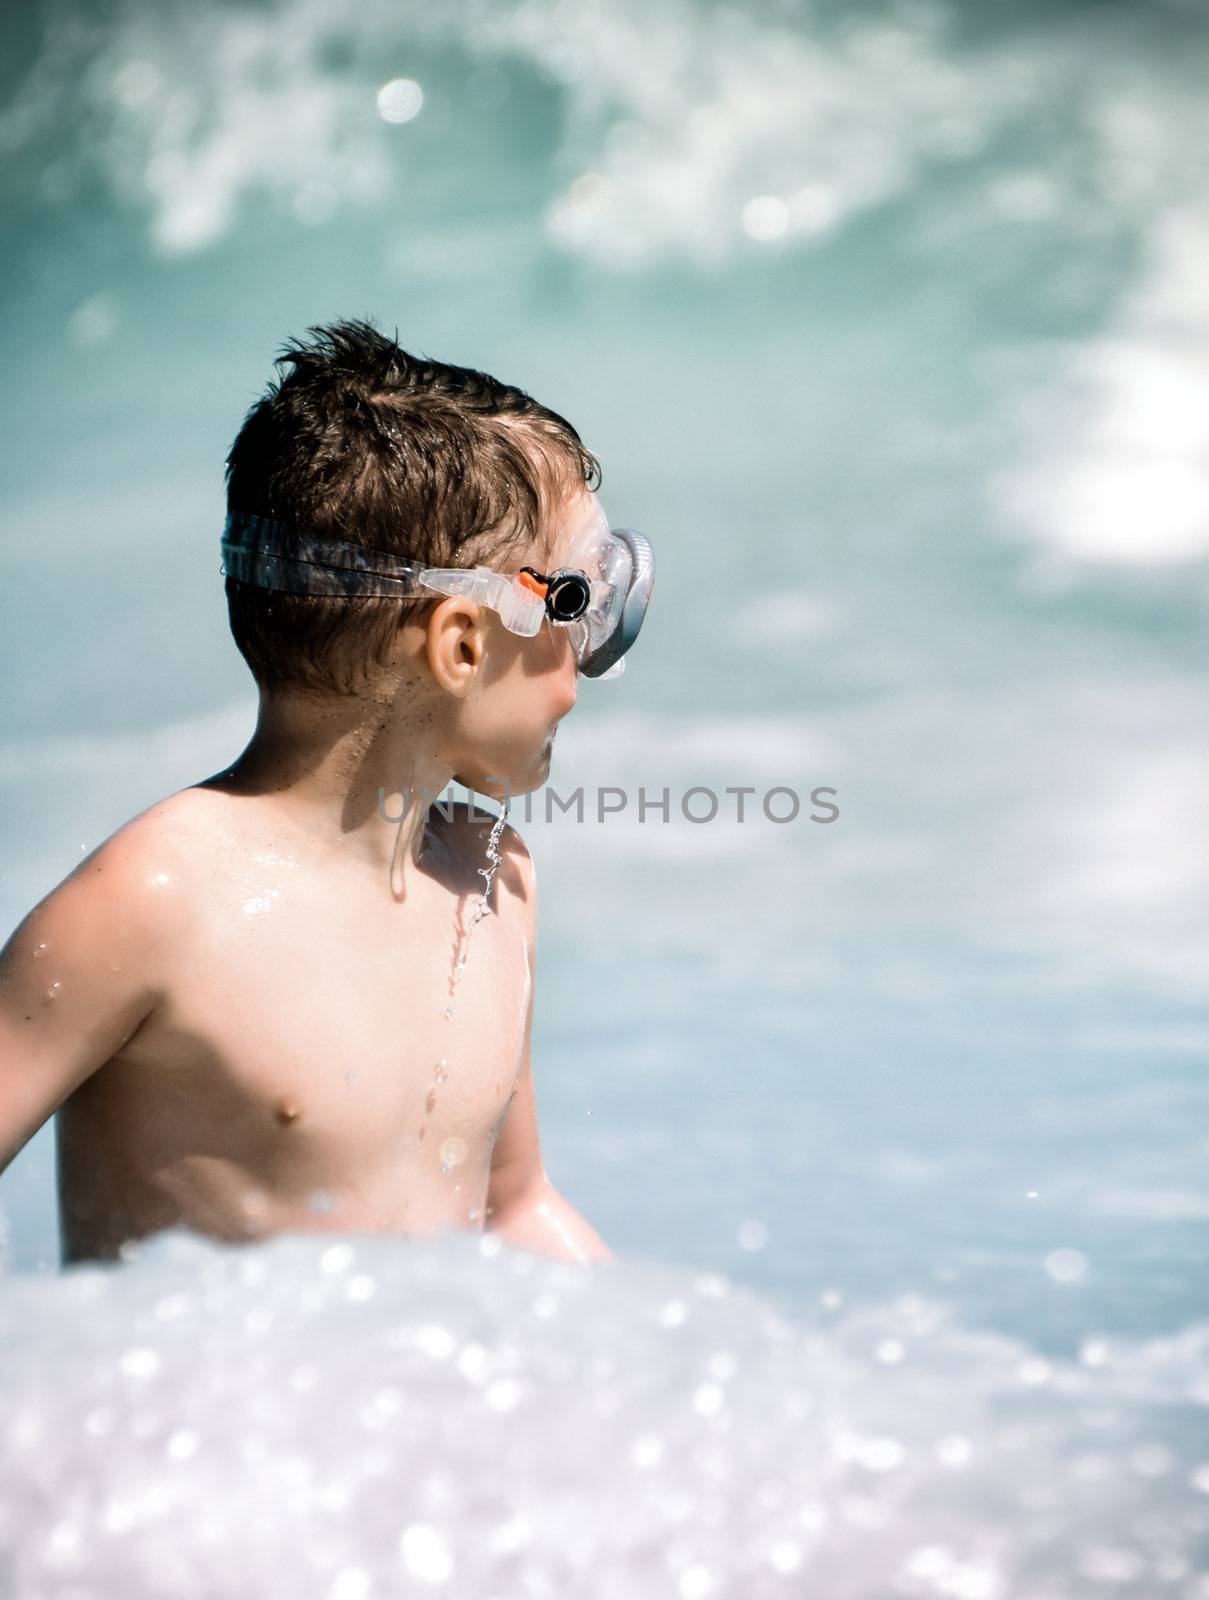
[2,0,1209,1592]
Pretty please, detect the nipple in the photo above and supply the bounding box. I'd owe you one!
[274,1097,301,1126]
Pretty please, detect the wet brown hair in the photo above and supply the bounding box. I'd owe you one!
[223,318,601,696]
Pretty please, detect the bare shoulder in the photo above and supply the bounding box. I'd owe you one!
[89,786,222,889]
[430,801,536,928]
[23,788,217,946]
[0,786,216,1005]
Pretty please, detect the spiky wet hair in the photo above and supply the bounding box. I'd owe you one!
[223,318,601,696]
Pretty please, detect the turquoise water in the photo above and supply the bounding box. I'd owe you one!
[2,2,1208,1591]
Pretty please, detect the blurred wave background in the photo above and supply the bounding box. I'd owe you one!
[2,0,1207,1354]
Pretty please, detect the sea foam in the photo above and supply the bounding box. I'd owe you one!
[2,1226,1207,1598]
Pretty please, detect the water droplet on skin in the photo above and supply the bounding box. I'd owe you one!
[32,943,47,959]
[439,1136,467,1174]
[389,801,412,900]
[45,981,62,1000]
[434,1059,449,1084]
[445,803,510,1010]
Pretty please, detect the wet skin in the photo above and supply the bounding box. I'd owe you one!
[50,795,535,1262]
[2,487,615,1266]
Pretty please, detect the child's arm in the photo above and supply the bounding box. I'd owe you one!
[484,846,612,1265]
[0,829,172,1174]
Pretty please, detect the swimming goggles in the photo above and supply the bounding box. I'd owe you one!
[220,510,654,679]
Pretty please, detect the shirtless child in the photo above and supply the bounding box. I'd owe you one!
[0,319,654,1268]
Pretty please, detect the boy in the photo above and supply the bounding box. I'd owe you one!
[0,319,653,1268]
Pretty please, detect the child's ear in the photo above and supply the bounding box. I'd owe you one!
[423,598,486,694]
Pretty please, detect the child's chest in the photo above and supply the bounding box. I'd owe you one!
[129,860,533,1164]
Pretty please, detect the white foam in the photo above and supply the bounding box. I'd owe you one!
[0,0,1178,273]
[994,201,1209,571]
[1,1227,1206,1597]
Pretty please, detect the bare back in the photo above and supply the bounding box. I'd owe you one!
[50,788,535,1262]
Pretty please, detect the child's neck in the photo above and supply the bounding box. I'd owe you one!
[211,687,454,878]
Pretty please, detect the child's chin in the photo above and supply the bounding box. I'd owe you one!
[460,748,551,801]
[513,748,553,795]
